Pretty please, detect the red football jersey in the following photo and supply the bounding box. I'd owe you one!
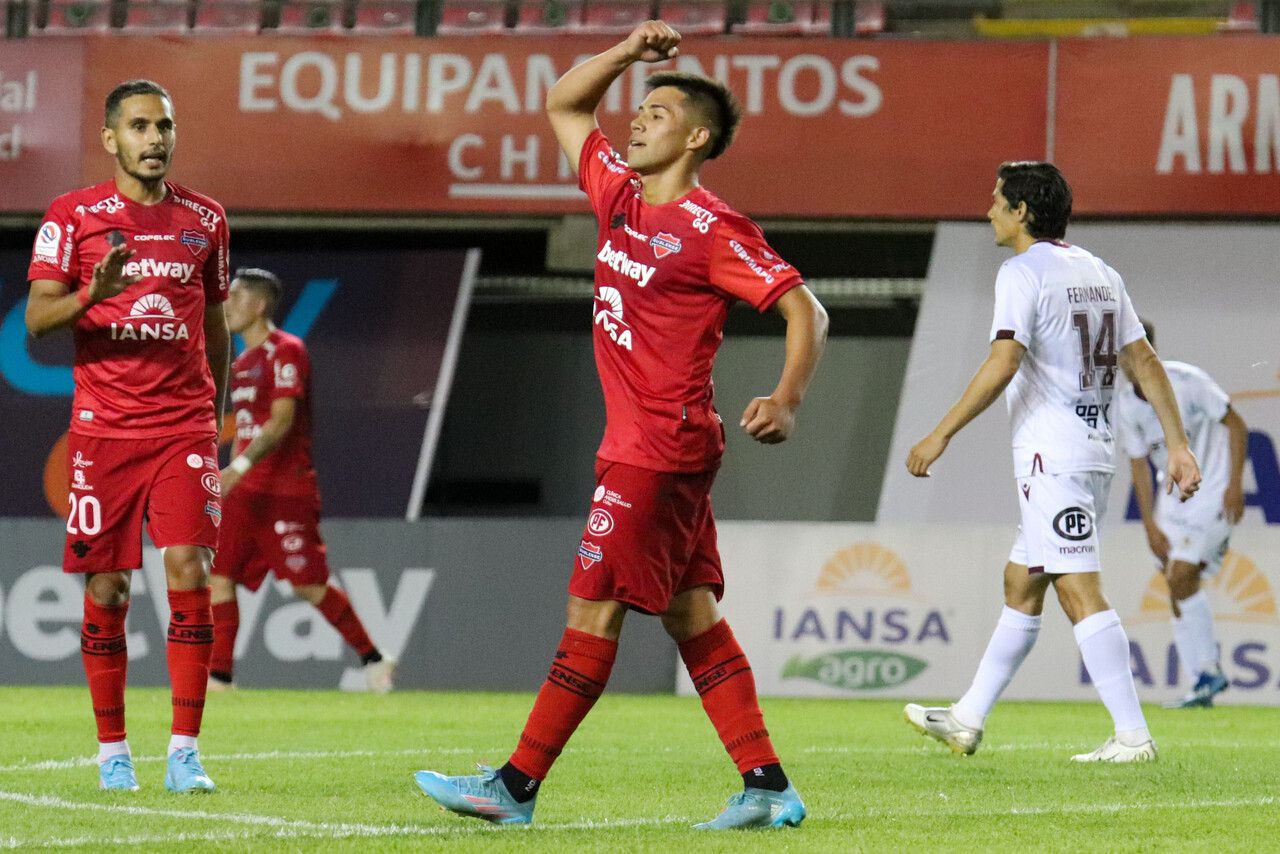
[229,329,317,497]
[27,180,230,439]
[578,130,803,473]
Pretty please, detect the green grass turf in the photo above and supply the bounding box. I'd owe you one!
[0,686,1276,851]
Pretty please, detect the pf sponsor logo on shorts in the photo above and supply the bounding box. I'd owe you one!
[1053,507,1093,541]
[201,472,221,496]
[578,540,603,571]
[587,508,614,537]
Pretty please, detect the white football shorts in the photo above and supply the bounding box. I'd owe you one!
[1009,470,1112,575]
[1154,499,1232,575]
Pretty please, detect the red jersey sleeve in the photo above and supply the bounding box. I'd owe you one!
[27,195,79,287]
[268,338,308,403]
[577,129,634,220]
[203,204,230,304]
[707,212,804,312]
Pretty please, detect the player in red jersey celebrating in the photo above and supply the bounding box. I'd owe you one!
[25,80,230,794]
[209,268,396,693]
[415,21,828,830]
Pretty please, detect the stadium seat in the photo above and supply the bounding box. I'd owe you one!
[352,0,416,31]
[734,1,830,35]
[655,0,724,35]
[434,0,506,33]
[579,0,653,33]
[124,0,193,30]
[514,0,584,32]
[192,0,261,30]
[275,0,346,30]
[32,0,113,31]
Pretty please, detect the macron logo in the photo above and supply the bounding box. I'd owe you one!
[123,258,197,284]
[596,240,655,288]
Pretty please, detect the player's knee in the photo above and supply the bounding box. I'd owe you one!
[86,572,131,606]
[565,596,626,639]
[1167,562,1200,600]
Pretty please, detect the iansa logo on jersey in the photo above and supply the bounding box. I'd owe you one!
[593,287,633,351]
[596,240,656,288]
[110,294,190,342]
[649,232,682,259]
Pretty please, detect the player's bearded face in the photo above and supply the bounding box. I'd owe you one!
[105,95,175,185]
[988,181,1020,247]
[627,89,700,174]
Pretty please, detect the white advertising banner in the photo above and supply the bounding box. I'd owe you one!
[877,223,1280,531]
[678,522,1280,705]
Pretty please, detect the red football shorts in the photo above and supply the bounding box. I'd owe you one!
[62,433,222,574]
[212,488,331,592]
[567,459,724,615]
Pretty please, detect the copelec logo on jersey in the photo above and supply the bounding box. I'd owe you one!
[1053,507,1093,541]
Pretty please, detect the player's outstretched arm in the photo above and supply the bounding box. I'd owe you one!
[220,397,297,494]
[740,286,827,444]
[25,244,142,338]
[1130,456,1170,562]
[906,339,1024,477]
[1119,338,1201,500]
[546,20,681,172]
[1222,406,1248,522]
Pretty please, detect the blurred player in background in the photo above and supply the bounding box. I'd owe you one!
[25,80,229,793]
[414,21,828,829]
[903,162,1201,762]
[210,268,395,693]
[1117,320,1247,708]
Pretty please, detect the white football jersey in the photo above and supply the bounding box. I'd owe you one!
[989,241,1145,476]
[1117,360,1232,510]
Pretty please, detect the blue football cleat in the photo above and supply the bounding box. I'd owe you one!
[98,755,139,791]
[413,765,534,825]
[694,784,807,830]
[1164,669,1230,709]
[164,747,216,793]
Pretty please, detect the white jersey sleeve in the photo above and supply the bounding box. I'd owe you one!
[1183,365,1231,423]
[990,261,1038,348]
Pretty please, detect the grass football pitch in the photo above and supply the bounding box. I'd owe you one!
[0,686,1276,851]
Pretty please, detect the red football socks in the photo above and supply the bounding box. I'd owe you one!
[167,588,213,737]
[81,596,129,744]
[317,586,377,659]
[679,619,780,774]
[209,599,239,680]
[507,628,618,780]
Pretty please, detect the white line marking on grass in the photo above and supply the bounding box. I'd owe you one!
[806,740,1280,755]
[851,795,1278,820]
[0,747,495,774]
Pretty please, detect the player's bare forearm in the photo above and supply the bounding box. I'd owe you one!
[1120,339,1189,453]
[546,21,680,168]
[240,418,290,464]
[25,281,89,338]
[936,342,1023,441]
[204,304,230,418]
[1130,456,1157,528]
[1224,407,1248,486]
[771,286,827,408]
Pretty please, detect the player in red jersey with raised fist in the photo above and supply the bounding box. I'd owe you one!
[414,21,828,830]
[25,80,230,794]
[209,268,395,694]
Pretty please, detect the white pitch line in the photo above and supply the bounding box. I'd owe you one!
[851,795,1278,821]
[806,739,1280,755]
[0,746,495,774]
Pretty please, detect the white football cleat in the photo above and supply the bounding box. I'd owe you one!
[364,657,396,694]
[1070,736,1158,763]
[904,704,983,755]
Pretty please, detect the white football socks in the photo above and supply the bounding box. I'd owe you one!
[952,606,1042,730]
[168,735,197,756]
[98,739,130,764]
[1074,609,1151,744]
[1174,590,1220,677]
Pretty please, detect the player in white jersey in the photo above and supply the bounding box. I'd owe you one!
[901,162,1201,763]
[1116,320,1248,708]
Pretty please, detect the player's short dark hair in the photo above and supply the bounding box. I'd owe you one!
[234,267,284,316]
[1141,318,1156,348]
[104,80,172,127]
[997,161,1072,240]
[645,72,743,161]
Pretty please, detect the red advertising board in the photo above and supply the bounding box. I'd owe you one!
[4,35,1279,217]
[1056,37,1280,215]
[0,41,85,212]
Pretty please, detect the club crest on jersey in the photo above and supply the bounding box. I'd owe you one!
[649,232,682,259]
[180,229,210,257]
[578,540,603,571]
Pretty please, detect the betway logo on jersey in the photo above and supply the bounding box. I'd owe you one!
[121,257,198,284]
[596,240,655,288]
[593,286,633,351]
[110,294,189,341]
